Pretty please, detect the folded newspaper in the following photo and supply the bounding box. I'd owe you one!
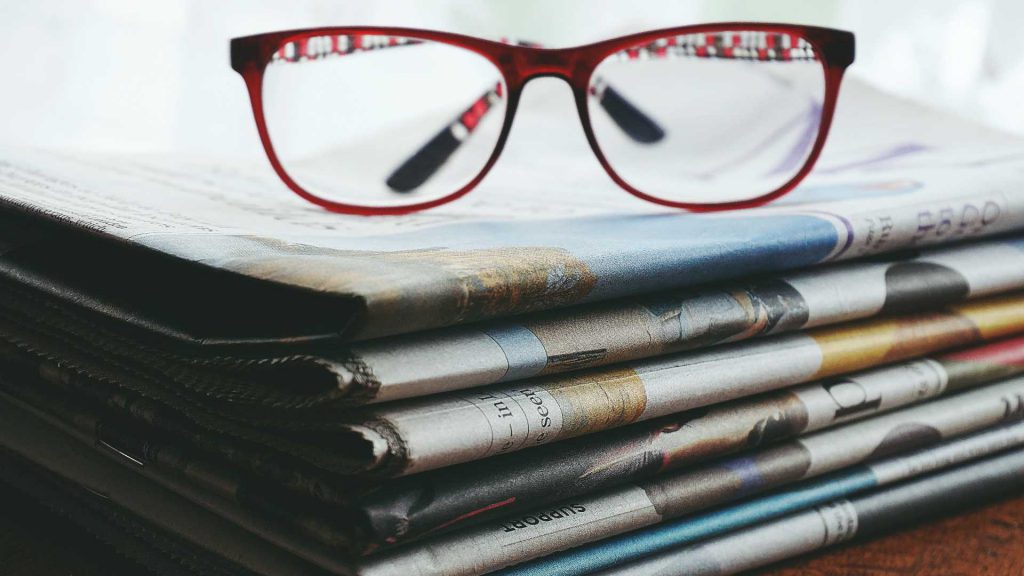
[1,78,1023,576]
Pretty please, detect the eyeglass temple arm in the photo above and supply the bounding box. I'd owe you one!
[386,31,818,193]
[385,38,667,193]
[385,82,503,193]
[385,82,664,193]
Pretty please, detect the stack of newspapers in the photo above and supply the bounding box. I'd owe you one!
[1,80,1023,576]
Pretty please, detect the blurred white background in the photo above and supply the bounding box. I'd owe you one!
[3,0,1024,159]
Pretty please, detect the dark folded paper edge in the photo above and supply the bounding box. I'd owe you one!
[0,448,241,576]
[0,204,367,349]
[0,390,358,575]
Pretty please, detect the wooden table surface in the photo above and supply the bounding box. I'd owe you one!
[761,494,1024,576]
[3,488,1022,575]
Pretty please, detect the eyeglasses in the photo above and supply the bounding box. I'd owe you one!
[231,25,854,216]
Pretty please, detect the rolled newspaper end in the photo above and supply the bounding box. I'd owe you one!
[589,447,1024,576]
[355,376,1024,576]
[340,425,393,472]
[342,293,1024,477]
[347,336,1024,550]
[500,421,1024,576]
[335,237,1024,404]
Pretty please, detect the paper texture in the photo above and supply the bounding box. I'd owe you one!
[503,422,1024,576]
[592,447,1024,576]
[1,77,1024,576]
[348,294,1024,475]
[1,82,1024,342]
[350,237,1024,403]
[349,337,1024,547]
[358,377,1024,575]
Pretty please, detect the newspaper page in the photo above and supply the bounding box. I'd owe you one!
[504,423,1024,576]
[0,80,1023,341]
[358,378,1024,576]
[342,237,1024,403]
[348,337,1024,548]
[344,294,1024,475]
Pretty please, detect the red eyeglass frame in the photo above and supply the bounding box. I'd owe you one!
[231,24,855,216]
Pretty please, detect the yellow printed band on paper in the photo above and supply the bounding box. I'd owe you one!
[949,293,1024,340]
[543,367,649,437]
[811,293,1024,378]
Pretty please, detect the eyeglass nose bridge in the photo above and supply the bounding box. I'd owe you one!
[509,46,590,86]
